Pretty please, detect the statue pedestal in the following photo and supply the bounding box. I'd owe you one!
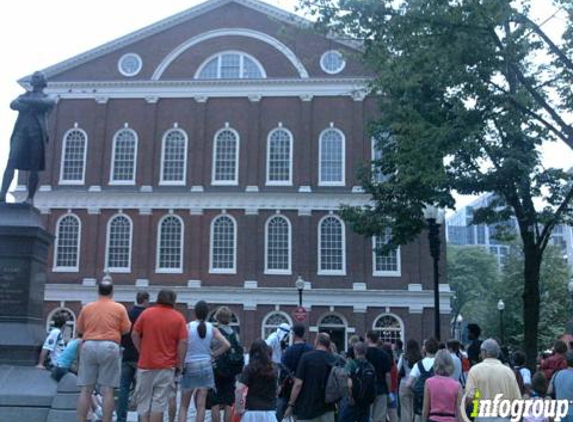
[0,203,53,365]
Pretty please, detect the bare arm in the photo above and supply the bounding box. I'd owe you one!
[36,349,49,368]
[235,382,248,415]
[212,327,231,358]
[131,330,141,353]
[284,378,303,417]
[177,339,187,370]
[422,383,430,422]
[386,373,392,392]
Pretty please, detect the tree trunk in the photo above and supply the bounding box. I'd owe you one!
[522,244,541,371]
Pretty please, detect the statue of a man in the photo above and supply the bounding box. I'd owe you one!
[0,71,55,204]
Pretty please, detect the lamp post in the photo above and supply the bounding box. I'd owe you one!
[423,205,445,340]
[456,313,463,341]
[295,275,305,308]
[497,299,505,345]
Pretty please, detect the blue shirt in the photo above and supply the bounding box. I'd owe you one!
[56,339,80,369]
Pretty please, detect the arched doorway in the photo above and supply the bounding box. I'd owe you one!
[373,314,404,345]
[318,314,347,353]
[261,311,293,340]
[46,307,76,343]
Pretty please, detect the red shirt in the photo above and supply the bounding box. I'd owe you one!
[133,305,188,369]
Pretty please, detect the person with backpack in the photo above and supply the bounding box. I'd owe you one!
[179,301,230,422]
[340,342,376,422]
[36,311,67,370]
[406,337,439,418]
[512,351,531,396]
[278,323,313,420]
[421,350,462,422]
[365,331,392,422]
[397,339,421,422]
[209,307,244,422]
[284,332,337,422]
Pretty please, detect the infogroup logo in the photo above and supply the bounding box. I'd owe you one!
[460,390,571,422]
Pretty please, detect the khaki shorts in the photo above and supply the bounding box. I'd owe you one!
[371,394,388,422]
[77,340,121,388]
[135,368,175,415]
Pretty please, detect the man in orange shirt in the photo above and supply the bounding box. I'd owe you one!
[132,289,188,422]
[76,281,131,422]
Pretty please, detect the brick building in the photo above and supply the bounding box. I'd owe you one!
[15,0,451,351]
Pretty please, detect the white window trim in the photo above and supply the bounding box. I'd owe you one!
[320,50,346,75]
[317,312,349,350]
[318,127,346,187]
[264,215,292,275]
[118,53,143,77]
[372,313,405,343]
[109,128,138,185]
[261,311,293,339]
[211,127,240,186]
[209,214,238,274]
[372,236,402,277]
[195,50,267,79]
[53,213,81,272]
[46,307,77,339]
[159,128,188,186]
[317,214,347,276]
[59,128,88,186]
[265,127,293,186]
[105,213,133,273]
[155,214,184,273]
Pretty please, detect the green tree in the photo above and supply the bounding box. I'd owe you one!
[301,0,573,367]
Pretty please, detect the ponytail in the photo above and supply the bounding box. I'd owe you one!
[195,300,209,339]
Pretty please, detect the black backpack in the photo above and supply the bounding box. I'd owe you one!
[213,329,244,378]
[413,361,434,415]
[351,359,377,406]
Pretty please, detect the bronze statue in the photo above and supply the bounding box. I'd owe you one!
[0,71,55,204]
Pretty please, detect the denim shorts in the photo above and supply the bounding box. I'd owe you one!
[181,360,215,391]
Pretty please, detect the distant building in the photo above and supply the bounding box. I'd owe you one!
[446,194,573,268]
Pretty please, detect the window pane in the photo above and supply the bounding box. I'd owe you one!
[374,229,399,273]
[214,130,238,182]
[320,130,344,183]
[158,216,183,269]
[107,216,131,269]
[56,216,80,268]
[220,53,241,78]
[263,313,289,339]
[62,130,86,182]
[198,57,219,79]
[212,216,235,270]
[243,57,262,78]
[112,130,137,182]
[268,129,291,183]
[375,315,403,344]
[162,130,187,183]
[266,216,290,271]
[320,216,344,271]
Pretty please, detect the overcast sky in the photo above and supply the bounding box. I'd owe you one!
[0,0,571,211]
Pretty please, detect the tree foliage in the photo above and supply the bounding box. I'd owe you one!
[300,0,573,367]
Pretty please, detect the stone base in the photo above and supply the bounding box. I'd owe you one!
[0,320,46,365]
[0,366,80,422]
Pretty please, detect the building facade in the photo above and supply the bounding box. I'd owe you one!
[16,0,451,351]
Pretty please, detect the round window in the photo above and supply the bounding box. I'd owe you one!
[320,50,346,74]
[118,53,142,77]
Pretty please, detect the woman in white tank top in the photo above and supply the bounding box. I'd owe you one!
[179,301,230,422]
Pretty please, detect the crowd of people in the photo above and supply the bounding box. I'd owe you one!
[37,282,573,422]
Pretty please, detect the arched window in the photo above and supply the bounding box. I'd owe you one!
[156,215,184,272]
[210,215,237,273]
[373,314,404,344]
[208,308,241,335]
[196,51,266,79]
[212,128,239,185]
[106,214,133,272]
[318,215,346,275]
[266,128,293,185]
[46,307,76,343]
[160,129,188,185]
[373,229,401,276]
[318,313,348,352]
[54,214,81,271]
[60,128,87,184]
[110,128,138,184]
[265,215,291,274]
[319,128,345,185]
[261,311,292,340]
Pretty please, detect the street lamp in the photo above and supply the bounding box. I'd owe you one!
[497,299,505,345]
[456,314,463,341]
[423,204,445,340]
[295,275,305,308]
